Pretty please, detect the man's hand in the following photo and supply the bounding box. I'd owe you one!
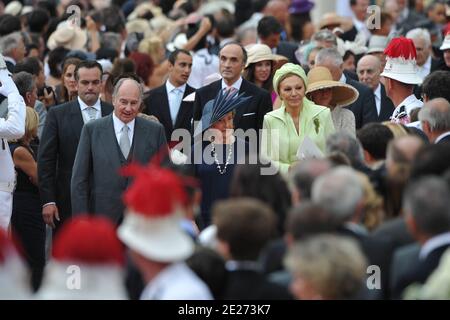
[42,204,60,228]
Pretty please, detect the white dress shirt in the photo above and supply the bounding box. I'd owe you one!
[420,232,450,260]
[78,97,101,124]
[339,73,347,84]
[374,83,382,117]
[417,55,432,80]
[112,112,135,147]
[140,262,212,300]
[188,48,220,89]
[221,77,243,92]
[166,80,186,126]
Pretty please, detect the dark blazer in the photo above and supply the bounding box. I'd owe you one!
[436,133,450,144]
[345,76,378,129]
[143,83,195,143]
[377,84,395,122]
[70,114,167,224]
[276,41,300,64]
[5,60,14,73]
[391,242,450,299]
[37,100,113,229]
[193,79,272,133]
[223,269,293,300]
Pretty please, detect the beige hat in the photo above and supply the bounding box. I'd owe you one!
[306,66,359,107]
[4,1,22,16]
[127,2,162,21]
[440,34,450,51]
[47,22,87,51]
[126,19,153,37]
[244,44,288,68]
[319,13,352,31]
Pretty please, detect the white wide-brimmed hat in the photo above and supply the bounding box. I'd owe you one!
[244,43,288,68]
[380,37,422,85]
[440,33,450,51]
[4,1,22,16]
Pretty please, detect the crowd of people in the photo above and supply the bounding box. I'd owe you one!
[1,0,450,300]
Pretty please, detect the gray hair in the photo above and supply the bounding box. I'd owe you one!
[312,30,337,46]
[326,131,365,167]
[100,32,122,52]
[311,166,364,222]
[403,176,450,236]
[12,72,35,98]
[289,159,332,199]
[284,234,367,299]
[112,78,143,102]
[0,32,23,56]
[418,98,450,132]
[315,47,343,68]
[406,28,431,48]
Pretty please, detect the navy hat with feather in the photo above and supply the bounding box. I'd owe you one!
[194,89,252,137]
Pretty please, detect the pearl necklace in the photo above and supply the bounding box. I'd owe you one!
[211,141,234,175]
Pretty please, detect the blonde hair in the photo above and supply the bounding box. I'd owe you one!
[382,121,408,138]
[10,107,39,143]
[138,36,164,63]
[357,172,384,231]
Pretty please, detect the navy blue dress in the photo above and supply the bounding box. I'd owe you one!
[193,138,249,228]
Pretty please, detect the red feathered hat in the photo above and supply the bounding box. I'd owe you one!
[52,215,124,266]
[381,37,422,84]
[117,162,195,263]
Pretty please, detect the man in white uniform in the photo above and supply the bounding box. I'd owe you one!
[0,54,26,230]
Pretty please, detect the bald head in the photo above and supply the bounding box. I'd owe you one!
[357,55,381,90]
[418,98,450,141]
[394,136,424,162]
[264,1,289,25]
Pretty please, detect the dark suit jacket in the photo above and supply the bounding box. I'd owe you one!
[345,77,378,129]
[391,242,450,299]
[5,60,14,73]
[377,84,395,122]
[70,115,167,223]
[223,269,293,300]
[193,79,272,133]
[276,41,299,64]
[436,133,450,144]
[143,83,195,143]
[37,100,113,228]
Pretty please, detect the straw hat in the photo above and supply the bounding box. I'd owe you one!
[306,66,359,107]
[127,2,162,21]
[47,22,87,51]
[244,44,288,68]
[319,13,353,32]
[440,33,450,51]
[380,37,422,85]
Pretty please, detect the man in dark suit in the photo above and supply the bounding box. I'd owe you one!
[214,198,293,300]
[357,55,395,123]
[143,49,194,144]
[71,78,167,224]
[418,98,450,144]
[38,61,113,231]
[316,48,377,129]
[257,16,299,64]
[193,42,272,138]
[391,176,450,299]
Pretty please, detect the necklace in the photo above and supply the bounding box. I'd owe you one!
[211,141,234,175]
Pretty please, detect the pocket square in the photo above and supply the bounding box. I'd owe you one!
[242,112,256,117]
[183,92,196,102]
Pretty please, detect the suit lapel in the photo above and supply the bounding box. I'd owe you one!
[69,100,85,139]
[99,114,122,169]
[159,86,174,131]
[100,101,113,117]
[379,85,394,121]
[174,85,195,129]
[130,117,150,163]
[234,79,251,125]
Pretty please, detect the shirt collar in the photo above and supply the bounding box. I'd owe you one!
[112,111,135,135]
[166,80,186,94]
[398,94,420,109]
[419,232,450,260]
[78,96,101,111]
[339,73,347,84]
[435,131,450,143]
[374,83,381,99]
[422,55,432,71]
[221,77,243,91]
